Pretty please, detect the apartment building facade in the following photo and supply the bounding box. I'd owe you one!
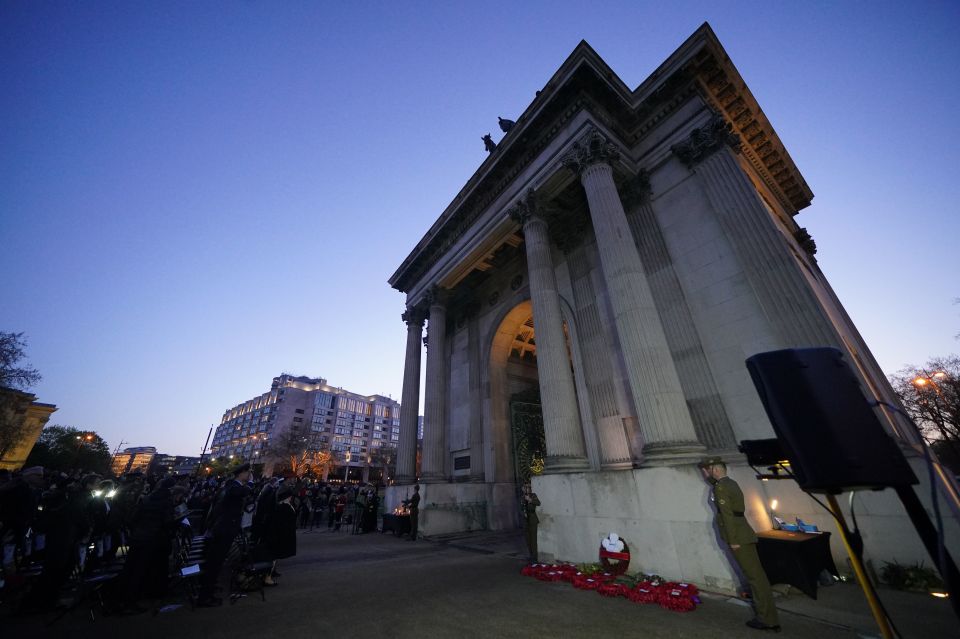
[210,374,401,480]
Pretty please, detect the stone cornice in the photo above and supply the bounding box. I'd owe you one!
[683,41,813,214]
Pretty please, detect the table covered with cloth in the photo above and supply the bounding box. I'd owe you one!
[381,514,411,536]
[756,530,839,599]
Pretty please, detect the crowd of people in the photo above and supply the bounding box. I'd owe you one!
[0,462,385,614]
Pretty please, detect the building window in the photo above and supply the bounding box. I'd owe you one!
[293,417,303,423]
[295,408,305,414]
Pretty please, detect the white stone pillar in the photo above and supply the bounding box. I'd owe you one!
[395,306,425,484]
[420,287,449,483]
[673,115,841,350]
[509,194,589,472]
[564,128,703,462]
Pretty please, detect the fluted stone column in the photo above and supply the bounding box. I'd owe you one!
[467,311,485,481]
[564,127,704,462]
[509,193,589,472]
[420,286,449,483]
[672,114,841,350]
[395,306,425,484]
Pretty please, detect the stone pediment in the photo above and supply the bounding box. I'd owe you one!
[389,22,812,295]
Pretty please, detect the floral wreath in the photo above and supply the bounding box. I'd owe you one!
[599,533,630,575]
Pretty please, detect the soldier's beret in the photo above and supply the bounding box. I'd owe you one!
[697,456,724,468]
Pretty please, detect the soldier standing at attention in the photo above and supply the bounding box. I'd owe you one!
[699,457,781,633]
[404,484,420,541]
[521,483,540,562]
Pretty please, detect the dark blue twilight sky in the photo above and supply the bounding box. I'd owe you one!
[2,1,958,455]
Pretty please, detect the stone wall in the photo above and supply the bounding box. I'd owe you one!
[533,459,959,593]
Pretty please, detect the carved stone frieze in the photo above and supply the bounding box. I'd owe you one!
[671,113,741,168]
[561,127,621,175]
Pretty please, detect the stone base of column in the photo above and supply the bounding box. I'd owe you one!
[467,473,486,483]
[640,441,707,467]
[544,455,591,474]
[419,472,449,484]
[600,460,636,471]
[394,474,417,485]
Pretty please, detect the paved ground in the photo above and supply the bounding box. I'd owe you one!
[2,528,955,638]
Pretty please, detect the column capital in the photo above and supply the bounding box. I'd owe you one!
[671,113,741,168]
[401,306,426,327]
[562,126,621,176]
[425,284,449,308]
[508,189,556,228]
[620,169,652,210]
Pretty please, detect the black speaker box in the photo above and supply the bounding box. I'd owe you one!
[745,348,917,493]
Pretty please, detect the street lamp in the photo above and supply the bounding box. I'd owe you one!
[913,371,947,388]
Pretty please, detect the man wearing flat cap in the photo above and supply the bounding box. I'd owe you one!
[197,463,253,606]
[699,457,780,632]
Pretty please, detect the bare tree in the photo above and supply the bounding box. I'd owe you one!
[267,427,336,478]
[889,355,960,470]
[0,332,41,390]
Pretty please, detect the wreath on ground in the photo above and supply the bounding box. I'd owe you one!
[519,533,702,614]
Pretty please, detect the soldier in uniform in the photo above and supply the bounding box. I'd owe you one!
[699,457,781,633]
[403,484,420,541]
[521,483,540,562]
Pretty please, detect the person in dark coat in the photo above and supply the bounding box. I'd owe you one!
[361,487,378,533]
[116,477,181,611]
[20,481,86,610]
[0,466,43,553]
[260,485,297,586]
[251,477,279,544]
[197,464,252,607]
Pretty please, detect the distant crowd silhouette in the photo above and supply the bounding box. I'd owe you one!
[0,463,383,618]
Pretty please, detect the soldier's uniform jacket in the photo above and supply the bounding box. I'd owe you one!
[711,476,757,545]
[408,491,420,513]
[522,493,540,524]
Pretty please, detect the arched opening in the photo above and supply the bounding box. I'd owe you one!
[487,300,543,487]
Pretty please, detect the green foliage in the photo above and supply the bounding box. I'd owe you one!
[575,562,602,575]
[24,424,111,475]
[205,456,246,478]
[879,560,944,591]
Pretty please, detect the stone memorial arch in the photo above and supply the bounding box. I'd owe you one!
[385,23,955,590]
